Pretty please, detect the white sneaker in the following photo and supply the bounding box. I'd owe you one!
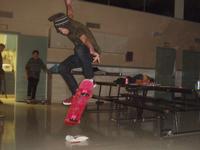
[63,96,73,106]
[65,135,89,143]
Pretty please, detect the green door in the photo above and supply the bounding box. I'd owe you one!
[155,47,176,99]
[182,51,200,89]
[16,34,48,101]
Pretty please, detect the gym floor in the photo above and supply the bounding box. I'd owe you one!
[0,99,200,150]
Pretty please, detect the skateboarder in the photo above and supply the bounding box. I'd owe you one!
[48,13,101,106]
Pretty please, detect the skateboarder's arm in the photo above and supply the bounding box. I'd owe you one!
[80,34,100,63]
[64,0,73,18]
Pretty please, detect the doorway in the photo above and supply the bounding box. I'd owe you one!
[0,33,48,102]
[16,34,48,101]
[155,47,176,99]
[0,33,18,102]
[182,50,200,89]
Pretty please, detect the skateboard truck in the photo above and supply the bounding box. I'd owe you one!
[70,115,78,122]
[81,93,89,96]
[81,89,90,96]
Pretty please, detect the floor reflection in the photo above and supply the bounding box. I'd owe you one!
[0,117,4,147]
[0,102,15,150]
[0,101,200,150]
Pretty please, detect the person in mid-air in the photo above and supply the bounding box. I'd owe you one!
[48,12,101,105]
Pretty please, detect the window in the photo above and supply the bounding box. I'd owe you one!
[110,0,144,11]
[81,0,174,17]
[145,0,174,17]
[184,0,200,22]
[83,0,109,5]
[82,0,200,23]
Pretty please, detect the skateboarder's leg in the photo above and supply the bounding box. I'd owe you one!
[59,44,94,106]
[59,43,94,94]
[58,55,82,95]
[75,44,94,80]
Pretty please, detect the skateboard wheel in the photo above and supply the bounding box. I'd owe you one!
[81,93,89,96]
[70,118,78,122]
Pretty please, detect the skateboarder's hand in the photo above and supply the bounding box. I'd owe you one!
[67,9,73,18]
[91,51,100,64]
[65,0,73,18]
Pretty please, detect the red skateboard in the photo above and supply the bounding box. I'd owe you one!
[64,79,94,126]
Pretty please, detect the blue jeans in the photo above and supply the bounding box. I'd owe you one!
[58,44,94,95]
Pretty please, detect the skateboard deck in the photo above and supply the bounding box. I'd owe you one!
[64,79,94,126]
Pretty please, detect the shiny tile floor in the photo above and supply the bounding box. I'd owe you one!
[1,99,200,150]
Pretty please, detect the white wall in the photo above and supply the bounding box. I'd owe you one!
[1,0,200,69]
